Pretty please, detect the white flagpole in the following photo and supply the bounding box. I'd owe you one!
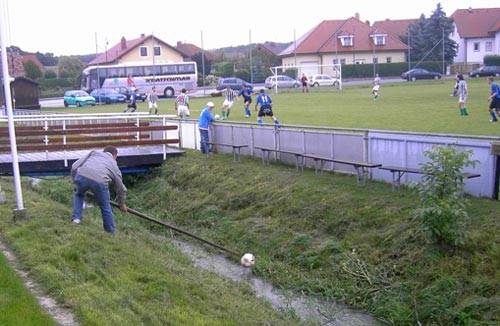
[0,0,25,217]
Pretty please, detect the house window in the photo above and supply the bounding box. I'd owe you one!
[473,42,480,52]
[333,59,339,64]
[373,57,378,64]
[154,46,161,56]
[340,36,353,47]
[140,46,148,57]
[485,41,493,52]
[355,59,365,64]
[375,36,385,45]
[386,57,392,63]
[340,58,346,65]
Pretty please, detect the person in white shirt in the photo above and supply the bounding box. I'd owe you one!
[147,87,159,114]
[372,74,381,100]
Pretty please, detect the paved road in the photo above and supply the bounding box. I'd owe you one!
[38,77,438,108]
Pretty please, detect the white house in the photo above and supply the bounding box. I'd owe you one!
[450,7,500,64]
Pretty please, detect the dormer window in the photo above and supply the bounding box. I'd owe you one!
[371,34,387,46]
[339,36,354,47]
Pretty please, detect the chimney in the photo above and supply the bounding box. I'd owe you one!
[120,37,127,50]
[177,41,182,47]
[355,12,360,20]
[365,20,370,26]
[140,33,145,38]
[467,7,473,13]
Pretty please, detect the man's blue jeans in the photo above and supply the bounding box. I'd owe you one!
[199,128,210,154]
[72,175,115,234]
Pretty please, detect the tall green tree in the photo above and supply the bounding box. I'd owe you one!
[406,3,457,66]
[57,56,84,80]
[23,60,43,80]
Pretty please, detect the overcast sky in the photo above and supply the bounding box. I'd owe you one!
[3,0,497,55]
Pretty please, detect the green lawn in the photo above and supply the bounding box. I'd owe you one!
[28,151,500,325]
[45,78,500,136]
[0,252,55,325]
[0,179,303,325]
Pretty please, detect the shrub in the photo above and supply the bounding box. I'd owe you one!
[414,146,477,247]
[483,55,500,66]
[341,61,444,78]
[44,70,57,79]
[23,60,43,80]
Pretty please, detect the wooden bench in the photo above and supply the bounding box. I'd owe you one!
[206,142,248,162]
[303,154,382,185]
[379,165,481,191]
[254,146,305,171]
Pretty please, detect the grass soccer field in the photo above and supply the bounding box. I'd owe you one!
[44,78,500,136]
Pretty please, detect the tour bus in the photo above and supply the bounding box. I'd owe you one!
[81,61,198,98]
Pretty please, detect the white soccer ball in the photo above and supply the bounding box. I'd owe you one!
[214,114,221,120]
[240,253,255,267]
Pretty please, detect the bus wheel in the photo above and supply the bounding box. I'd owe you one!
[164,87,175,98]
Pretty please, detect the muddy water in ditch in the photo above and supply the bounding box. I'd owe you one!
[173,239,378,325]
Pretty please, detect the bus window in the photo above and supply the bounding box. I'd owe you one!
[127,66,144,77]
[98,68,107,79]
[178,63,195,74]
[161,65,177,75]
[108,67,126,78]
[144,65,161,76]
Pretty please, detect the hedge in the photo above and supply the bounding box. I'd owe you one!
[484,55,500,66]
[341,61,445,78]
[38,78,75,89]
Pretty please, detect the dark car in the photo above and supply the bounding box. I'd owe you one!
[469,66,500,78]
[115,87,147,102]
[216,77,253,91]
[90,89,127,104]
[401,68,442,81]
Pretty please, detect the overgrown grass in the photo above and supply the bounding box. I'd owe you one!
[0,252,55,325]
[116,152,499,325]
[0,178,304,325]
[45,78,500,136]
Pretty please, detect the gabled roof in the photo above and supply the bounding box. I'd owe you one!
[176,41,204,58]
[256,42,291,56]
[372,19,417,39]
[452,7,500,38]
[280,17,408,57]
[89,34,187,65]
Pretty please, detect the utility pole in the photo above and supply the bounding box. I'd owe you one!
[442,28,445,75]
[293,28,297,71]
[249,29,253,84]
[408,26,411,71]
[201,30,205,95]
[0,0,25,218]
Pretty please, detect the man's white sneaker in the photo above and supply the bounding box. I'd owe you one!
[72,218,81,224]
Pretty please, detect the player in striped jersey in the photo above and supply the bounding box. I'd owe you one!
[175,88,190,118]
[219,86,238,120]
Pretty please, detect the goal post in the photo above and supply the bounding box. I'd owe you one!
[269,63,342,93]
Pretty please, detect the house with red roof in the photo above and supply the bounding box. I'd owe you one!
[450,7,500,64]
[279,15,408,76]
[372,18,416,42]
[88,34,188,66]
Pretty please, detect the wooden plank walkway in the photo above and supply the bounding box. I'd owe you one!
[0,145,184,176]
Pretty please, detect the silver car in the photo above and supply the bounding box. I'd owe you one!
[265,75,301,89]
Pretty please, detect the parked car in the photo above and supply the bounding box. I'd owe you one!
[308,74,340,87]
[115,87,147,102]
[265,75,301,89]
[469,66,500,78]
[401,68,442,81]
[63,90,95,107]
[90,89,127,104]
[216,77,253,91]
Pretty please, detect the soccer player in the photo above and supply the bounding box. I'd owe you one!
[372,74,381,100]
[175,88,190,118]
[457,74,469,116]
[300,73,309,93]
[238,85,253,118]
[254,89,280,128]
[147,86,159,115]
[487,77,500,122]
[219,86,238,120]
[123,88,137,112]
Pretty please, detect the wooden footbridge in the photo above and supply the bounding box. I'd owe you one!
[0,112,184,176]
